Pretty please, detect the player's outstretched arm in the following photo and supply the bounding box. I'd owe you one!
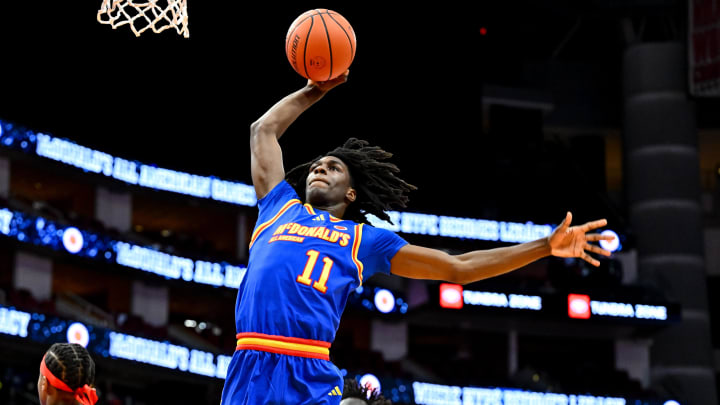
[390,212,615,285]
[250,71,349,199]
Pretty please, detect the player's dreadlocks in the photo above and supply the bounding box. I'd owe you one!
[43,343,96,390]
[341,377,393,405]
[286,138,416,225]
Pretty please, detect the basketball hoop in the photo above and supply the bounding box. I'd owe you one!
[97,0,189,38]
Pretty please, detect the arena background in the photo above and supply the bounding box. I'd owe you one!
[0,1,718,404]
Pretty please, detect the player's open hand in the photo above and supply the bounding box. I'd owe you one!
[308,70,349,93]
[547,212,615,266]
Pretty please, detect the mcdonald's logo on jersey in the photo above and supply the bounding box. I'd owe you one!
[272,222,351,246]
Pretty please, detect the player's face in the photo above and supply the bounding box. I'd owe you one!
[306,156,355,206]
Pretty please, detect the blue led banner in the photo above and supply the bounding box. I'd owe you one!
[0,119,616,246]
[0,206,247,289]
[0,120,257,206]
[0,305,231,379]
[412,381,627,405]
[367,212,555,244]
[344,372,680,405]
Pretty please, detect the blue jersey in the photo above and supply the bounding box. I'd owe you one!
[236,180,407,342]
[221,180,407,404]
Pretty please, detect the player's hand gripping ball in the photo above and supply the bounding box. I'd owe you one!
[285,9,356,81]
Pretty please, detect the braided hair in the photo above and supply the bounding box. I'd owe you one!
[43,343,96,391]
[285,138,416,225]
[341,377,392,405]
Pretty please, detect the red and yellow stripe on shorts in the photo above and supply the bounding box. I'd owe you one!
[236,332,331,360]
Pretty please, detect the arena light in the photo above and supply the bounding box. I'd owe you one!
[373,289,396,314]
[599,229,621,252]
[568,294,591,319]
[62,227,84,254]
[439,283,464,309]
[348,286,408,315]
[66,322,90,347]
[359,373,382,397]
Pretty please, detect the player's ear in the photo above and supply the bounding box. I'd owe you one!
[43,378,56,396]
[345,187,356,203]
[38,375,48,405]
[38,374,47,393]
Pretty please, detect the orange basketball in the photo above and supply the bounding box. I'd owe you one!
[285,9,356,81]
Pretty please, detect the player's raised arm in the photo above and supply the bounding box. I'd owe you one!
[390,212,615,284]
[250,71,349,199]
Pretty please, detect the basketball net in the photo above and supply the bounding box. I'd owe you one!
[97,0,189,38]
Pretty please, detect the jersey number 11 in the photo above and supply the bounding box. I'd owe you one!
[296,249,333,293]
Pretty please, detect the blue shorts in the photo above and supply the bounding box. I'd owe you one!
[220,349,344,405]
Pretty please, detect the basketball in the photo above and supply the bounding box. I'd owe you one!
[285,9,356,81]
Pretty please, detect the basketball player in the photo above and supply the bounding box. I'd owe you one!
[220,70,614,404]
[38,343,98,405]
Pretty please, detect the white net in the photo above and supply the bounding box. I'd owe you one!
[97,0,189,38]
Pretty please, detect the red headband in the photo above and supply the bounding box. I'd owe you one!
[40,354,99,405]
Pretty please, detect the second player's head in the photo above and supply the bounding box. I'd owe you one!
[286,138,416,224]
[38,343,98,405]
